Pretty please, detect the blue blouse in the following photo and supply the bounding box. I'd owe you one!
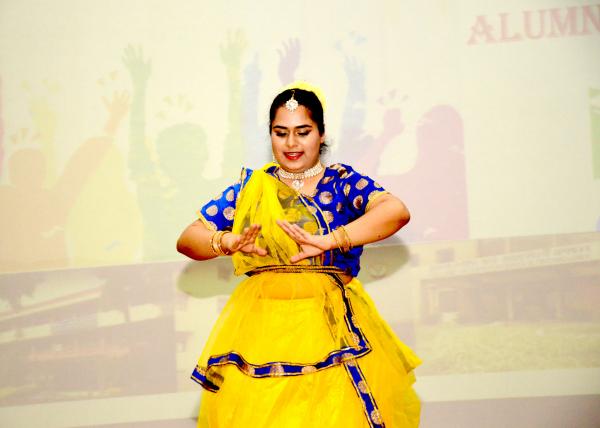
[197,164,388,277]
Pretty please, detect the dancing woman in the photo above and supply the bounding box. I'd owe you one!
[177,84,421,427]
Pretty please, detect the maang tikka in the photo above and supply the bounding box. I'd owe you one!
[285,90,299,112]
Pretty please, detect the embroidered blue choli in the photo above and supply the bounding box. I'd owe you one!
[197,163,387,277]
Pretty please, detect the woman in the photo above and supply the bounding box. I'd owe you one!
[177,85,421,427]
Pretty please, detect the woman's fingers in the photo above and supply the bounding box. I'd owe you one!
[289,252,306,263]
[277,220,308,243]
[285,222,303,240]
[253,245,268,256]
[228,234,242,251]
[291,223,310,241]
[235,224,267,256]
[249,224,267,256]
[239,224,259,245]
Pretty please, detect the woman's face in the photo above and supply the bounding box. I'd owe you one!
[271,105,324,173]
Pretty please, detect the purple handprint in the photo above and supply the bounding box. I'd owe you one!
[278,38,301,84]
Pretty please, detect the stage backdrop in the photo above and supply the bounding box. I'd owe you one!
[1,0,599,427]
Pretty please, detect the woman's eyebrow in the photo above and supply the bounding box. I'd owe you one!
[272,124,312,130]
[294,125,312,130]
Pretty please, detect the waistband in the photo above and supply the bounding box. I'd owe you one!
[247,265,346,276]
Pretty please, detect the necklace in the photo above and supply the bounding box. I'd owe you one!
[277,161,324,191]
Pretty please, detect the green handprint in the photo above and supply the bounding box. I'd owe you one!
[220,30,247,72]
[123,45,152,86]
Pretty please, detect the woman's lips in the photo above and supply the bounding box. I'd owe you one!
[284,152,303,160]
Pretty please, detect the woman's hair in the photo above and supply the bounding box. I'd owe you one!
[269,88,327,153]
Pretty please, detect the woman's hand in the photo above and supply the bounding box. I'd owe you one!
[276,220,334,263]
[221,224,267,256]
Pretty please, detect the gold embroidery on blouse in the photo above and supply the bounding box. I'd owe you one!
[353,195,364,210]
[206,205,218,216]
[356,178,368,190]
[223,206,235,220]
[319,191,333,205]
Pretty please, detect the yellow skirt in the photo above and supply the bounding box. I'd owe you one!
[192,270,421,427]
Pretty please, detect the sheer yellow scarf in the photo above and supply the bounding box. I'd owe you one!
[232,164,321,275]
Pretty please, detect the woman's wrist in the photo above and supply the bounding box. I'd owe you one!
[327,227,353,253]
[337,225,353,253]
[324,231,339,251]
[220,232,236,255]
[210,231,233,256]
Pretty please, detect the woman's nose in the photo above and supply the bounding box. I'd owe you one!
[284,135,298,148]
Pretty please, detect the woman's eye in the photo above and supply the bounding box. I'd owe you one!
[297,132,309,136]
[275,132,287,137]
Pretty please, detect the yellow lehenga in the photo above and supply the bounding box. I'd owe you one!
[192,167,421,427]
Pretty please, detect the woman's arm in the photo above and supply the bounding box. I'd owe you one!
[176,221,266,261]
[176,220,218,261]
[341,192,410,247]
[277,193,409,262]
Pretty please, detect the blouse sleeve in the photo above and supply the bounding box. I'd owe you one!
[340,164,388,218]
[196,168,252,231]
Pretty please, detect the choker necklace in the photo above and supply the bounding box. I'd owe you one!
[277,162,324,191]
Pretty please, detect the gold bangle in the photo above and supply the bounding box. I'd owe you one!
[339,225,353,253]
[213,231,223,256]
[208,231,219,256]
[210,231,226,256]
[218,231,232,256]
[331,228,343,252]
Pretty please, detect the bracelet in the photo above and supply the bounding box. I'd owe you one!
[218,232,232,256]
[331,228,343,252]
[209,231,232,256]
[208,231,220,256]
[338,225,353,253]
